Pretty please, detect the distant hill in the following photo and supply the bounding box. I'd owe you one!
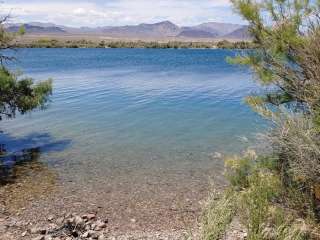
[222,26,250,40]
[6,21,250,40]
[7,24,66,34]
[178,29,218,38]
[188,22,244,36]
[102,21,181,38]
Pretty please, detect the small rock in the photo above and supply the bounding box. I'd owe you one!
[82,231,90,238]
[30,227,47,235]
[130,218,136,223]
[47,215,54,221]
[0,225,7,232]
[74,216,84,225]
[211,152,222,159]
[32,236,45,240]
[71,230,79,237]
[96,220,106,229]
[92,234,99,239]
[21,231,28,237]
[98,234,106,240]
[87,213,96,220]
[67,217,75,225]
[56,217,64,225]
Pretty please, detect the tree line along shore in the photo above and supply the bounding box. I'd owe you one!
[15,38,256,49]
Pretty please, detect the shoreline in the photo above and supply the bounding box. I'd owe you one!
[0,156,223,240]
[14,38,256,50]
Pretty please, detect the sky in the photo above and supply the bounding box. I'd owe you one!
[1,0,245,27]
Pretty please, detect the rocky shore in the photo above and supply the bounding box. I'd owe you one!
[1,213,109,240]
[0,212,190,240]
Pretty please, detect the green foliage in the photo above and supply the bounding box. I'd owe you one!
[239,171,281,239]
[19,39,256,49]
[225,151,256,189]
[203,150,313,239]
[0,17,52,120]
[203,1,320,239]
[231,0,320,110]
[204,152,311,240]
[0,67,52,120]
[201,190,237,240]
[229,0,320,218]
[217,40,256,49]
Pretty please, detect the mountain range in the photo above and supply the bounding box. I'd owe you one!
[6,21,250,40]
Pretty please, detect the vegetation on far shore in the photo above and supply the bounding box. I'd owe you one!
[202,0,320,239]
[15,38,256,49]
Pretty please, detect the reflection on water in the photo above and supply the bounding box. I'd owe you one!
[0,149,56,212]
[0,147,41,185]
[0,132,71,212]
[0,132,71,184]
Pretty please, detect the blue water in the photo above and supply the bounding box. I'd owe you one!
[0,48,265,185]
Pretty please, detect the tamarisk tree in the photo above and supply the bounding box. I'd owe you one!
[230,0,320,216]
[231,0,320,111]
[0,16,52,121]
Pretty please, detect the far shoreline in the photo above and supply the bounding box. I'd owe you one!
[14,36,256,50]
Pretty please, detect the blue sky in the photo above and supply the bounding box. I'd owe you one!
[1,0,245,27]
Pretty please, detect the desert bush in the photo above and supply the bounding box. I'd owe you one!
[202,0,320,239]
[225,150,257,189]
[204,151,310,240]
[239,171,281,239]
[201,189,237,240]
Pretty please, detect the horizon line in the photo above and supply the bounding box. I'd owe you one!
[7,19,248,29]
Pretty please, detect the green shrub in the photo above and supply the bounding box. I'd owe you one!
[225,150,257,189]
[239,171,281,239]
[201,190,237,240]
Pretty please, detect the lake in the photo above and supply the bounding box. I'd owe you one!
[0,48,265,232]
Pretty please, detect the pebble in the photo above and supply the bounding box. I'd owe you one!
[30,227,47,235]
[98,234,106,240]
[7,213,109,240]
[212,152,222,159]
[32,236,45,240]
[91,223,97,230]
[130,218,136,223]
[74,216,84,225]
[0,224,8,232]
[87,213,97,220]
[96,220,106,229]
[55,217,64,225]
[82,231,90,238]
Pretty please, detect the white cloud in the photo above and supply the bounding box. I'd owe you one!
[0,0,244,27]
[73,8,87,16]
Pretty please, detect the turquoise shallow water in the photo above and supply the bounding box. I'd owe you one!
[0,48,265,184]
